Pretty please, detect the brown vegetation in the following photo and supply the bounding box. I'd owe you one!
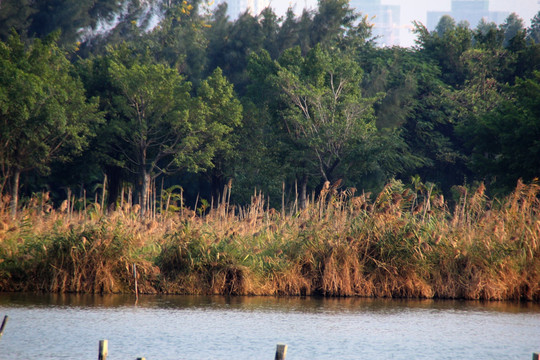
[0,179,539,301]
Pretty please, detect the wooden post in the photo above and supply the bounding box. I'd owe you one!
[133,263,139,300]
[533,353,539,360]
[275,344,287,360]
[98,340,108,360]
[0,315,8,339]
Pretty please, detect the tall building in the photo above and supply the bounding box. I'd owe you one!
[427,0,509,30]
[349,0,400,47]
[221,0,270,19]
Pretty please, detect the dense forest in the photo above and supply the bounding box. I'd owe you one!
[1,0,539,215]
[1,0,539,300]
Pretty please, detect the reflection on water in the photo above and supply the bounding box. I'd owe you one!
[0,293,539,359]
[1,292,538,313]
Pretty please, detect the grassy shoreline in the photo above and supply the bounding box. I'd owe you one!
[1,180,539,301]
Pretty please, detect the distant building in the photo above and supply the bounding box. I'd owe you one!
[221,0,270,19]
[427,0,509,30]
[349,0,400,47]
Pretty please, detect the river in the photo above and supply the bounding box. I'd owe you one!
[0,293,538,359]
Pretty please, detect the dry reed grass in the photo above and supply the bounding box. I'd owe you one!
[0,179,538,300]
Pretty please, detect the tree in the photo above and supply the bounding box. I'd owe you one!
[527,11,540,44]
[0,32,101,216]
[414,18,473,86]
[205,3,233,72]
[230,50,288,205]
[455,48,509,111]
[474,18,503,49]
[277,8,301,54]
[0,0,36,42]
[0,0,124,46]
[259,7,281,59]
[436,15,456,37]
[145,0,209,85]
[275,45,378,207]
[360,47,423,129]
[309,0,357,48]
[207,10,264,94]
[501,13,525,48]
[193,68,243,198]
[461,71,540,191]
[391,45,472,192]
[109,58,188,216]
[109,57,240,216]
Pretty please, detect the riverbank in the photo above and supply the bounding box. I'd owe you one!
[1,180,539,300]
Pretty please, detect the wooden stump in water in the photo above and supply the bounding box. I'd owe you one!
[98,340,108,360]
[0,315,8,340]
[133,263,139,300]
[275,344,287,360]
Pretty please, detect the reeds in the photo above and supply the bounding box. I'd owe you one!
[0,179,538,300]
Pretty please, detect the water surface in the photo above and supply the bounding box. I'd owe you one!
[0,293,538,359]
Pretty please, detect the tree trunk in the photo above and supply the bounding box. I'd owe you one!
[140,170,150,218]
[10,168,20,219]
[299,174,308,210]
[105,165,122,211]
[210,171,226,206]
[0,167,9,198]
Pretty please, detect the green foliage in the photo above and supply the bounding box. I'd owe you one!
[195,67,243,196]
[205,9,265,94]
[501,13,525,48]
[528,11,540,44]
[162,185,184,212]
[275,45,378,185]
[109,57,193,169]
[105,51,242,215]
[0,0,123,45]
[194,67,243,161]
[0,32,100,168]
[309,0,358,48]
[0,0,36,42]
[474,18,503,49]
[1,0,539,207]
[461,72,540,192]
[414,18,473,86]
[145,0,209,85]
[0,32,102,213]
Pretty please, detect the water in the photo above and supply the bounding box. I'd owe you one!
[0,293,539,359]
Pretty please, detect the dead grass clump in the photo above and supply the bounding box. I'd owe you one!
[209,265,252,295]
[0,215,160,294]
[1,178,539,300]
[40,221,156,293]
[320,244,367,296]
[156,227,259,295]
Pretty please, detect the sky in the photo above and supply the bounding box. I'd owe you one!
[269,0,540,47]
